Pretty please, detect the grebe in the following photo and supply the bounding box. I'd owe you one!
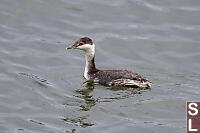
[67,37,151,88]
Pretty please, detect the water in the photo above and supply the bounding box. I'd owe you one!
[0,0,200,132]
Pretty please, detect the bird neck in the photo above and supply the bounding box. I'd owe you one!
[84,45,98,79]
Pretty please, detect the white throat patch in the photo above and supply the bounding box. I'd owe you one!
[83,44,95,80]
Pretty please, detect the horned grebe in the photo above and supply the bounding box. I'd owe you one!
[67,37,151,88]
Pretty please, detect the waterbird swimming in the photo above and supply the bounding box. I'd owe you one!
[67,37,151,88]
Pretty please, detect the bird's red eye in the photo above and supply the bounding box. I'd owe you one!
[79,42,83,46]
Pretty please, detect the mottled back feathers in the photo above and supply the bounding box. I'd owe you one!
[89,70,151,88]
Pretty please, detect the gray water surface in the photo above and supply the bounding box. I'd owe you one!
[0,0,200,133]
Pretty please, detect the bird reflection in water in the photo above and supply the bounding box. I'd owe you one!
[75,81,151,110]
[75,81,97,111]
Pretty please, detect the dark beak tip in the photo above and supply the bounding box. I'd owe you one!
[66,46,73,50]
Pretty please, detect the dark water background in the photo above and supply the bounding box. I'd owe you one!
[0,0,200,133]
